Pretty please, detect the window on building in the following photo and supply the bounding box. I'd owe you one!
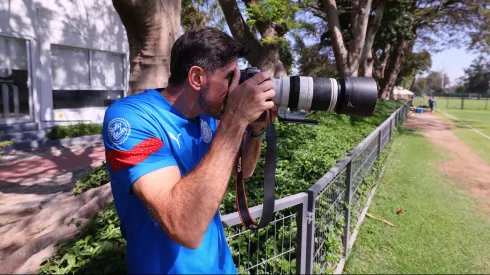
[0,36,31,120]
[51,45,125,109]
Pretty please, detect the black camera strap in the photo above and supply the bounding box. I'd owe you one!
[234,115,277,230]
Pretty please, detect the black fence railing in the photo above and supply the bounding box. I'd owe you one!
[222,102,410,274]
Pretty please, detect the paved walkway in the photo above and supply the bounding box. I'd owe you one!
[0,141,112,274]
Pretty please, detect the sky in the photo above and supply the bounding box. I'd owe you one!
[427,48,478,85]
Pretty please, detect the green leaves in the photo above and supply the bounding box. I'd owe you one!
[38,204,126,275]
[45,123,102,140]
[246,0,301,34]
[72,162,110,196]
[0,130,14,155]
[39,100,404,274]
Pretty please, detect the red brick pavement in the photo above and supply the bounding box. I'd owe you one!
[0,146,106,183]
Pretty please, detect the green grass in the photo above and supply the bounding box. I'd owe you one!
[431,97,490,111]
[435,108,490,164]
[344,127,490,274]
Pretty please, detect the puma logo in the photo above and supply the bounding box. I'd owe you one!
[168,132,182,149]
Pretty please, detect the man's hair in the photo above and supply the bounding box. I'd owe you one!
[168,27,248,85]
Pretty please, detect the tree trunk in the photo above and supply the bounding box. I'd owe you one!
[373,43,391,80]
[112,0,181,95]
[347,0,373,76]
[218,0,286,77]
[361,0,387,77]
[322,0,374,77]
[322,0,348,76]
[378,40,413,99]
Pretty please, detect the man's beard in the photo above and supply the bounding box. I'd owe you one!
[198,85,226,119]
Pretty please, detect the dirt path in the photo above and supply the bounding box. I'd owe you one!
[0,142,113,274]
[405,112,490,215]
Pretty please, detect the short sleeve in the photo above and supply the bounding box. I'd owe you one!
[103,102,178,193]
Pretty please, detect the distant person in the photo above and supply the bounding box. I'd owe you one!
[428,97,436,113]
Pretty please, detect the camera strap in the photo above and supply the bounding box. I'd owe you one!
[234,115,277,230]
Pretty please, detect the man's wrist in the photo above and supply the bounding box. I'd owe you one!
[248,126,266,138]
[219,113,248,134]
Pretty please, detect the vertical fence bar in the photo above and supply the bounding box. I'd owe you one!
[461,96,464,110]
[343,161,353,257]
[389,116,393,141]
[305,191,315,274]
[377,127,382,159]
[296,199,308,274]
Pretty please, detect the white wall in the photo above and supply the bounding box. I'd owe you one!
[0,0,129,129]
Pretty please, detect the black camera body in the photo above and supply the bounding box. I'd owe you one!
[239,67,262,85]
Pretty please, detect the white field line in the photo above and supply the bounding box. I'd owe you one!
[438,109,490,141]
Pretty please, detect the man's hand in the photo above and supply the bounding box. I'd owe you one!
[223,67,276,126]
[249,106,278,134]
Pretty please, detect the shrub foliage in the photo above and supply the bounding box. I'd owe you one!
[45,123,102,140]
[39,100,405,274]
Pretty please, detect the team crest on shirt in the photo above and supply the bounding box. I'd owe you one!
[108,117,131,145]
[201,119,212,143]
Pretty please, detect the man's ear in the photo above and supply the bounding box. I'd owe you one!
[188,66,205,91]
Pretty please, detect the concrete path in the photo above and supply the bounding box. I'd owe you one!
[0,141,113,274]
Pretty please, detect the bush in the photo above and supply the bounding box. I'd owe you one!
[39,100,406,274]
[72,162,111,196]
[45,123,102,140]
[38,204,126,274]
[0,131,14,155]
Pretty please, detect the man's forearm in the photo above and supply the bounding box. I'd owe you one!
[156,115,247,248]
[242,131,263,178]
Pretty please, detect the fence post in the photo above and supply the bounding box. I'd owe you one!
[343,161,353,258]
[296,198,309,274]
[461,96,464,110]
[377,128,382,159]
[305,191,315,274]
[389,116,393,141]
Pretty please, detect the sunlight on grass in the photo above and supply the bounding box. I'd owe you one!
[344,127,490,274]
[436,109,490,165]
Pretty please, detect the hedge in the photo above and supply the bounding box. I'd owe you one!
[45,123,102,140]
[38,100,405,274]
[0,131,14,155]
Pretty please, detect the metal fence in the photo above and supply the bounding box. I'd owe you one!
[414,94,490,110]
[221,102,410,274]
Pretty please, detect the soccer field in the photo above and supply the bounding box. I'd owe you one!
[433,97,490,111]
[436,107,490,164]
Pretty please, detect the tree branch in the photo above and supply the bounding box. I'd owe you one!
[218,0,262,65]
[351,0,360,30]
[348,0,373,76]
[361,0,387,77]
[322,0,349,76]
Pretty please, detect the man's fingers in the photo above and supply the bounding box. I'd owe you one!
[256,80,274,94]
[261,89,276,101]
[248,71,272,85]
[228,67,241,93]
[264,101,275,110]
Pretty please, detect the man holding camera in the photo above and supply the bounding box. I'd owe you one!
[102,27,276,274]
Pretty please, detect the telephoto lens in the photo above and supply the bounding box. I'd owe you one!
[239,67,378,117]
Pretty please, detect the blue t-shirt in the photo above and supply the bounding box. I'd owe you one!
[102,89,236,274]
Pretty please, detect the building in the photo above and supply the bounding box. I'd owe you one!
[0,0,129,144]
